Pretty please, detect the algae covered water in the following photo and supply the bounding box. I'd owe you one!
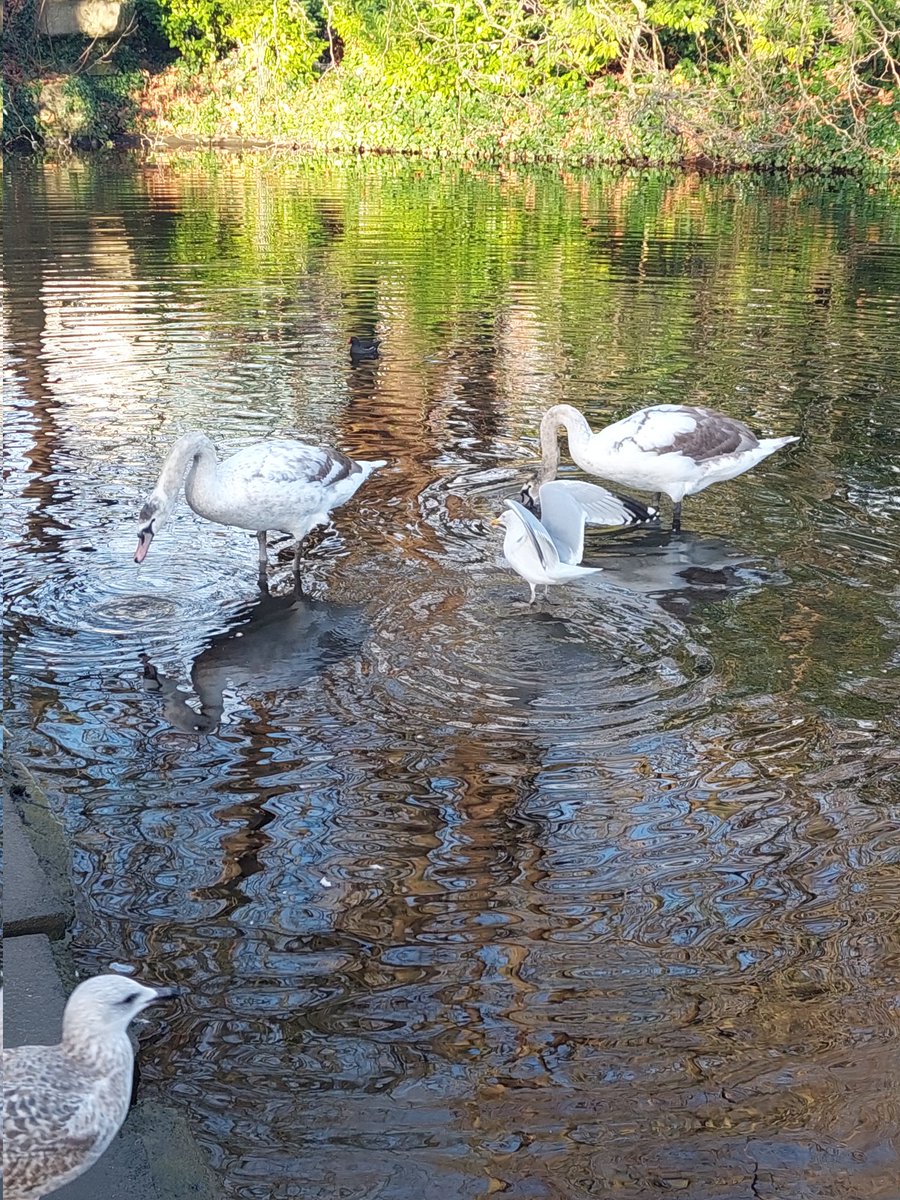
[3,156,898,1199]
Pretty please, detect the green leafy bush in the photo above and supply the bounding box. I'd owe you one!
[160,0,326,79]
[3,0,898,168]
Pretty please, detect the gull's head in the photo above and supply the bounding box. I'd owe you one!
[134,496,170,564]
[62,974,180,1042]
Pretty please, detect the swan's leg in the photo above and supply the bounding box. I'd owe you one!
[528,582,537,604]
[654,492,662,507]
[672,501,683,532]
[291,543,308,596]
[257,530,269,566]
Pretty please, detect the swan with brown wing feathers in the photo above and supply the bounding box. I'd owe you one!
[536,404,798,530]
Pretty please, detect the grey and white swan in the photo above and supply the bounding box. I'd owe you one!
[535,404,799,530]
[2,974,178,1200]
[493,479,655,603]
[134,433,387,575]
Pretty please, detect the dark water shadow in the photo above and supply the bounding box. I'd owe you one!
[592,528,784,618]
[141,584,369,732]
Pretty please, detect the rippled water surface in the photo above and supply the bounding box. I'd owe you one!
[3,156,899,1199]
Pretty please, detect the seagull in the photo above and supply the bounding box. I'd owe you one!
[134,433,386,578]
[492,479,655,603]
[3,974,178,1200]
[537,403,799,530]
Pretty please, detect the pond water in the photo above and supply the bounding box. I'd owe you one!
[3,156,899,1200]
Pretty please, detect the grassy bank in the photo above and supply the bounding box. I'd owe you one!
[3,0,898,172]
[138,56,899,173]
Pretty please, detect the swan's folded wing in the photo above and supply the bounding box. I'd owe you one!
[614,405,757,461]
[551,480,657,527]
[505,499,561,570]
[250,442,362,487]
[529,484,588,565]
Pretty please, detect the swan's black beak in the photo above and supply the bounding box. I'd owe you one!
[134,530,154,564]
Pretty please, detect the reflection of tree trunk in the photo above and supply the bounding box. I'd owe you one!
[4,166,71,553]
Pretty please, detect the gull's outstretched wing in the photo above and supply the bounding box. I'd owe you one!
[547,480,657,530]
[529,483,589,565]
[505,499,561,571]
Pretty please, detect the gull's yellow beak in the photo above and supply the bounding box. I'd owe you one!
[490,517,503,527]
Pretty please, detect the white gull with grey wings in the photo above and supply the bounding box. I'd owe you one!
[538,403,798,530]
[494,479,655,603]
[2,974,178,1200]
[135,433,387,576]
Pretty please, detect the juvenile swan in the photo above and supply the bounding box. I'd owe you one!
[3,974,177,1199]
[538,404,798,530]
[135,433,387,574]
[493,479,653,603]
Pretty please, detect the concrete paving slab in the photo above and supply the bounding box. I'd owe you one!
[4,798,69,938]
[3,933,71,1047]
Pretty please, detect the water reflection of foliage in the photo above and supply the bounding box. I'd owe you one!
[137,159,898,331]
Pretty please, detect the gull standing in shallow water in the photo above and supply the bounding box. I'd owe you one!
[2,974,178,1200]
[493,479,656,603]
[537,403,799,530]
[134,433,387,579]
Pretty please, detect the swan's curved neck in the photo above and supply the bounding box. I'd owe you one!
[153,432,217,505]
[538,405,593,482]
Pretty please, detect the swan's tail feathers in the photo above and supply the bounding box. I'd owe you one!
[358,458,389,475]
[760,435,800,455]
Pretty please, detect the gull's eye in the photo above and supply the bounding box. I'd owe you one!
[118,992,141,1006]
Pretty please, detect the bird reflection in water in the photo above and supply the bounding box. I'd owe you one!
[140,581,368,732]
[594,527,784,618]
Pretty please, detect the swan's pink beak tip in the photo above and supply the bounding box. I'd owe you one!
[134,533,152,564]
